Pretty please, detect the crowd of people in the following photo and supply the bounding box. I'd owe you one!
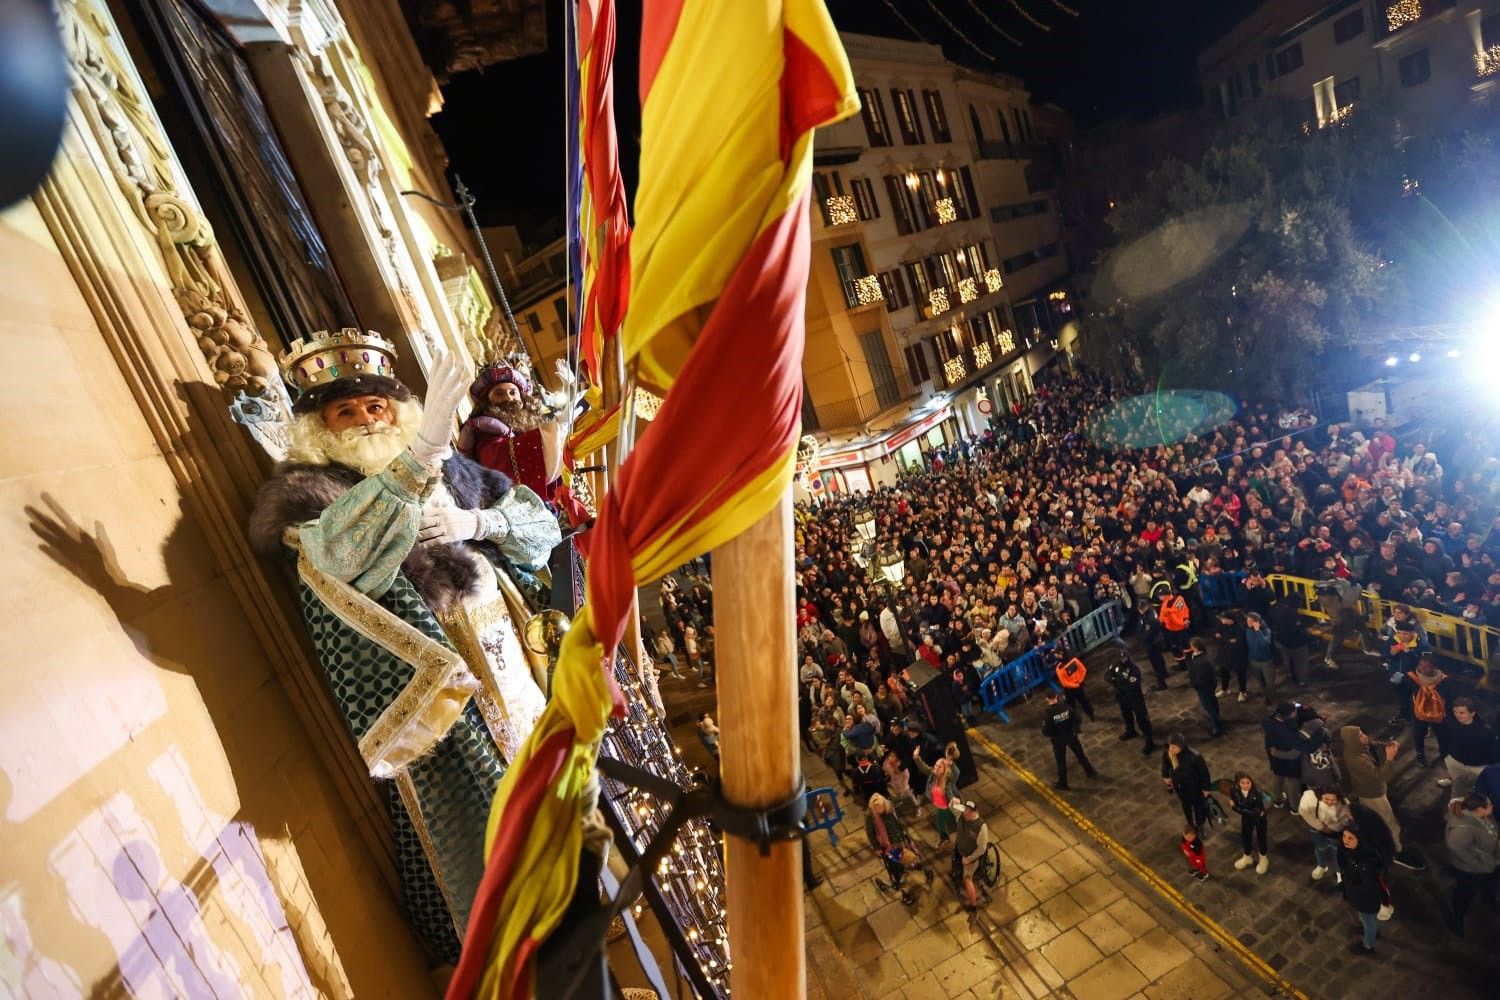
[785,367,1500,949]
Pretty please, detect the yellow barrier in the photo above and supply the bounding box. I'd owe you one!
[1267,574,1495,688]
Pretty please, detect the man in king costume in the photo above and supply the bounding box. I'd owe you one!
[248,329,561,965]
[456,361,569,500]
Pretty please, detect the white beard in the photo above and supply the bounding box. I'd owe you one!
[285,398,422,476]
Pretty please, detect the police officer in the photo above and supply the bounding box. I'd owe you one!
[1042,689,1097,791]
[1105,641,1156,755]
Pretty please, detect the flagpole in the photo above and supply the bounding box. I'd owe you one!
[712,487,804,998]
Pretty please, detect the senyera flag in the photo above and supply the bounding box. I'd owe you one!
[577,0,630,389]
[445,1,855,998]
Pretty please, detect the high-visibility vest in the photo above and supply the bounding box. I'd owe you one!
[1057,657,1087,688]
[1160,595,1190,632]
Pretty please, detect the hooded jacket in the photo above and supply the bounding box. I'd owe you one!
[1160,735,1211,794]
[1298,788,1352,833]
[1262,712,1318,778]
[1339,726,1393,800]
[1445,807,1500,875]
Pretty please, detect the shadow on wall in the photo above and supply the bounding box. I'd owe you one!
[11,450,360,992]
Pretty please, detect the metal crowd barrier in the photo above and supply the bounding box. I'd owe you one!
[803,786,844,846]
[1267,573,1495,687]
[980,601,1125,722]
[1197,571,1248,610]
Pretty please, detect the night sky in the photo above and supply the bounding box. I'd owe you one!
[432,0,1263,236]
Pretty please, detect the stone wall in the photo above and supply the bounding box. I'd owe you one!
[0,199,434,997]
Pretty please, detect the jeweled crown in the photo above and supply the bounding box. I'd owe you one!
[280,328,398,395]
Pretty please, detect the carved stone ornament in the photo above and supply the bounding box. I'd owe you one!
[59,0,281,401]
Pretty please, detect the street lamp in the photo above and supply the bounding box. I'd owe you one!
[853,507,876,542]
[876,548,906,588]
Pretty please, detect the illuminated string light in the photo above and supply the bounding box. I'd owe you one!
[1007,0,1052,32]
[974,341,993,367]
[961,0,1022,46]
[944,355,968,384]
[1477,44,1500,78]
[957,276,978,303]
[984,267,1003,293]
[935,197,957,224]
[825,194,857,225]
[929,286,950,314]
[997,329,1016,353]
[1385,0,1420,32]
[922,0,998,62]
[879,0,930,43]
[853,275,885,304]
[1046,0,1080,15]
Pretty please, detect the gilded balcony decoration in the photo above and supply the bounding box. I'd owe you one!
[943,355,967,385]
[825,194,857,225]
[1385,0,1420,32]
[935,197,957,225]
[853,275,884,305]
[984,267,1003,293]
[633,386,663,421]
[974,342,992,368]
[997,329,1016,354]
[1477,44,1500,78]
[957,277,978,303]
[929,286,949,314]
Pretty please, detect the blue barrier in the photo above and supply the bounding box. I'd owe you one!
[803,786,844,846]
[979,601,1126,724]
[1198,571,1248,610]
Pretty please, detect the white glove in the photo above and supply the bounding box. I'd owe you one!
[541,359,584,418]
[417,506,483,545]
[411,352,471,467]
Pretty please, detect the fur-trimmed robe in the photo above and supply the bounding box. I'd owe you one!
[249,450,516,613]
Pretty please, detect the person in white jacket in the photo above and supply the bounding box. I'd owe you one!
[1298,786,1352,883]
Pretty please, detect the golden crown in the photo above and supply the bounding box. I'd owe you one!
[280,328,398,395]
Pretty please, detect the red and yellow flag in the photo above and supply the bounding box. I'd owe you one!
[447,2,855,996]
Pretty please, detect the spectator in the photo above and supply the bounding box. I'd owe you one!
[696,713,720,759]
[1263,701,1319,808]
[929,757,957,844]
[1244,613,1276,705]
[1339,725,1421,870]
[1298,786,1352,883]
[1268,594,1312,685]
[1182,824,1209,883]
[882,748,921,813]
[953,800,992,910]
[1229,772,1271,874]
[1339,826,1387,955]
[1444,793,1500,938]
[1401,652,1454,772]
[1161,733,1213,836]
[1445,697,1500,800]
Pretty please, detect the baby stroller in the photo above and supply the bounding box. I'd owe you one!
[873,839,934,906]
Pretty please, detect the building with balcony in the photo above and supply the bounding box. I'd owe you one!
[1199,0,1500,132]
[798,32,1077,499]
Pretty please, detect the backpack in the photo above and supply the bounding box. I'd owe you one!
[1408,673,1446,722]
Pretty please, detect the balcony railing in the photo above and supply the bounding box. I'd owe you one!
[839,274,884,309]
[1376,0,1458,43]
[809,369,919,429]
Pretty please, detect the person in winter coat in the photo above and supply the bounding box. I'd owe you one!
[1245,613,1277,705]
[1268,594,1312,685]
[1317,575,1368,668]
[1162,733,1213,835]
[1212,610,1249,703]
[1339,826,1387,955]
[1444,697,1500,800]
[1402,652,1454,768]
[1339,725,1414,865]
[1262,701,1320,808]
[1297,706,1342,792]
[1348,798,1399,918]
[1229,772,1271,874]
[1136,602,1170,690]
[1104,641,1156,754]
[883,749,922,813]
[1298,786,1352,882]
[1445,793,1500,937]
[1384,625,1430,728]
[1184,638,1223,738]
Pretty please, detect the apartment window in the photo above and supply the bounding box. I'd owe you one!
[553,297,570,337]
[892,88,925,144]
[526,311,542,333]
[879,270,909,311]
[1398,48,1430,87]
[1274,42,1304,75]
[991,198,1048,222]
[1002,242,1061,275]
[971,310,993,346]
[812,170,846,225]
[883,176,914,234]
[922,89,952,142]
[960,166,980,220]
[858,87,892,147]
[1334,76,1360,107]
[1333,9,1364,44]
[859,330,902,408]
[904,343,931,384]
[850,177,880,221]
[997,109,1012,145]
[831,243,870,308]
[1265,53,1278,81]
[904,260,932,302]
[1248,62,1261,98]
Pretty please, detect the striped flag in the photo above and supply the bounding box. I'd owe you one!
[446,3,855,996]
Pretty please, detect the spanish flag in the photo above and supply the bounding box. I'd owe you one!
[447,2,855,996]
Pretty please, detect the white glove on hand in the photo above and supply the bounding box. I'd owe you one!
[417,506,483,546]
[541,359,584,419]
[410,352,471,467]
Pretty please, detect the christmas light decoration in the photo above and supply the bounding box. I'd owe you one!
[923,0,998,61]
[880,0,930,43]
[997,329,1016,354]
[944,355,967,384]
[957,277,978,303]
[633,386,663,421]
[1046,0,1079,15]
[935,197,957,224]
[1321,103,1355,128]
[854,274,884,305]
[974,341,993,367]
[1385,0,1420,32]
[825,194,857,225]
[929,286,950,314]
[1007,0,1052,32]
[1477,44,1500,78]
[984,268,1003,293]
[962,0,1022,47]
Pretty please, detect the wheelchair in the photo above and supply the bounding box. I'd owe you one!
[873,840,934,906]
[950,842,1002,905]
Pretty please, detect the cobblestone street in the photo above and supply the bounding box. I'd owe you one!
[969,632,1500,998]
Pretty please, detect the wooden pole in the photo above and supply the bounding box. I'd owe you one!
[712,489,803,997]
